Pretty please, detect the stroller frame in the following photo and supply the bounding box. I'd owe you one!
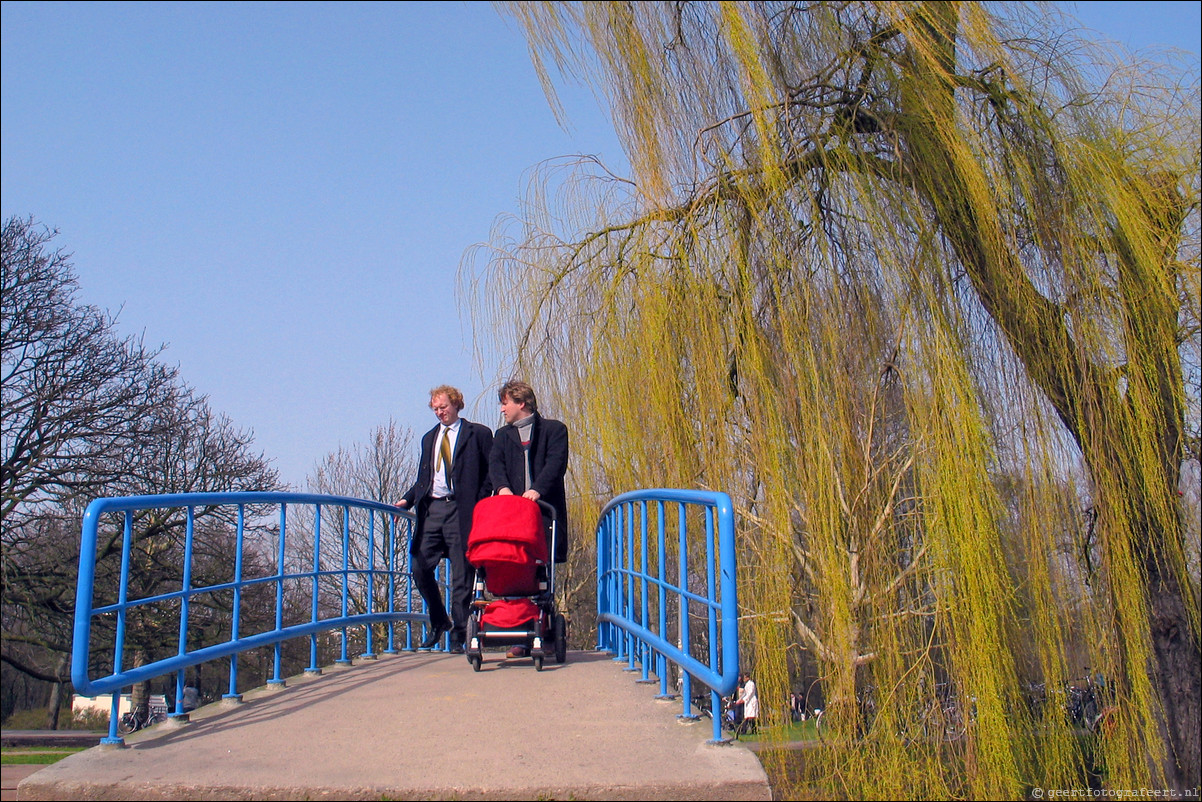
[464,497,567,671]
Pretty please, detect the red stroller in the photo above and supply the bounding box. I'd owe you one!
[464,495,567,671]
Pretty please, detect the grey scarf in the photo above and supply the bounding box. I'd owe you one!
[515,414,535,491]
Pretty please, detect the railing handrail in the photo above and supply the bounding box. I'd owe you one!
[78,491,405,516]
[595,488,738,742]
[72,490,425,743]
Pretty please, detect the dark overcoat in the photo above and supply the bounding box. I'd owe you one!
[488,412,570,563]
[402,418,493,557]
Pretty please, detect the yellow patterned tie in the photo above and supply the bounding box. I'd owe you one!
[436,428,452,473]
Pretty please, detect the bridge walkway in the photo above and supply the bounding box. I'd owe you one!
[16,649,771,801]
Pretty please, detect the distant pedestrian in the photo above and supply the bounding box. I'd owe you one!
[789,691,804,722]
[736,672,758,736]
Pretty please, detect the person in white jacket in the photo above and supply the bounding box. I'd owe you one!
[737,672,759,735]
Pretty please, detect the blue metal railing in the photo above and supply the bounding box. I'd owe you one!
[71,491,433,744]
[595,489,739,743]
[72,488,739,746]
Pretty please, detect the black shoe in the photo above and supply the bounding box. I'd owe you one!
[449,643,465,655]
[419,624,449,650]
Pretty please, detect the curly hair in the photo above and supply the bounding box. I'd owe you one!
[428,385,465,411]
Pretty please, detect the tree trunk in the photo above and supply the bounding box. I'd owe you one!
[897,2,1199,788]
[130,649,149,718]
[1148,564,1202,788]
[44,655,69,730]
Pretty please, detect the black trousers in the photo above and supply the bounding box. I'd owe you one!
[412,497,471,643]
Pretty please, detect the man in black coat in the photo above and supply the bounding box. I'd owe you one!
[488,380,570,564]
[397,385,492,652]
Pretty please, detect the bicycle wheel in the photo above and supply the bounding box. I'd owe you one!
[1081,696,1099,730]
[117,713,138,735]
[899,702,933,747]
[1089,705,1118,737]
[942,704,967,741]
[816,699,856,745]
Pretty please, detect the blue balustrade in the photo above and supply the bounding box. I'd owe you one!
[595,489,739,743]
[71,491,432,745]
[72,488,740,747]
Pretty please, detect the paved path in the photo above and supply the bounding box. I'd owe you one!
[2,765,41,802]
[3,731,106,802]
[16,650,770,800]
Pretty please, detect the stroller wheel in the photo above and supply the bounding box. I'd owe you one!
[470,654,482,672]
[534,654,544,671]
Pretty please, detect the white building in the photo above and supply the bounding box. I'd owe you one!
[71,694,168,719]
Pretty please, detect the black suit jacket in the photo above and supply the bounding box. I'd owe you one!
[488,412,570,562]
[402,418,493,556]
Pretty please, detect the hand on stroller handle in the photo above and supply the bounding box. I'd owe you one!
[494,490,557,520]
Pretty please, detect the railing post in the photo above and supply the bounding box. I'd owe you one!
[629,502,639,673]
[595,513,607,651]
[223,503,245,704]
[363,511,377,659]
[337,505,352,666]
[704,506,723,743]
[635,501,652,683]
[677,502,697,721]
[170,506,195,719]
[716,493,738,699]
[403,516,416,651]
[100,511,135,745]
[306,504,322,676]
[654,500,670,700]
[269,503,288,688]
[386,512,399,654]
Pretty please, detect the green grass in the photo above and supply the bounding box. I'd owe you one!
[728,717,821,743]
[1,748,86,765]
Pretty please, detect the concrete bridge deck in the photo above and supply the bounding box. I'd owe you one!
[15,649,771,800]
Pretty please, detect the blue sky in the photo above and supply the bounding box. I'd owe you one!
[3,1,1199,490]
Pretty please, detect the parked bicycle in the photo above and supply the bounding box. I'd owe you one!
[1023,675,1113,735]
[117,696,168,734]
[692,692,751,739]
[815,687,877,744]
[906,694,972,744]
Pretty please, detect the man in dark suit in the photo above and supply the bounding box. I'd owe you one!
[397,385,492,653]
[488,379,570,565]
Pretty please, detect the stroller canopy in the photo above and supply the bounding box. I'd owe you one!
[466,495,549,567]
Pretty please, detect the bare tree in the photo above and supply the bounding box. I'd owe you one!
[2,216,282,726]
[2,216,177,518]
[292,421,418,652]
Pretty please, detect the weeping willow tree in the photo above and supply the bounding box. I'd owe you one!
[463,2,1200,796]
